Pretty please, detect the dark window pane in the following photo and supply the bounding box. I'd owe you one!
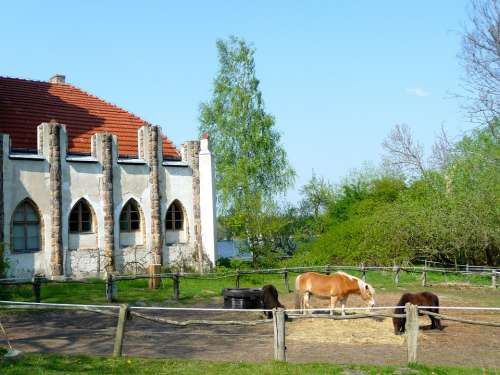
[69,210,79,222]
[120,220,128,231]
[81,221,91,232]
[130,211,139,222]
[69,220,78,232]
[81,212,91,222]
[13,209,24,222]
[131,220,140,231]
[13,237,25,251]
[25,205,38,221]
[13,224,24,237]
[81,204,90,215]
[27,235,39,250]
[166,221,173,230]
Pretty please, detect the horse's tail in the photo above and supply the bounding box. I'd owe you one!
[294,274,302,310]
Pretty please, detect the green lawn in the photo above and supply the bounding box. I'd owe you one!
[0,269,494,306]
[0,354,498,375]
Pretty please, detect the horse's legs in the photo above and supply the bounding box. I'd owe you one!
[303,292,310,315]
[330,296,338,316]
[430,315,442,330]
[340,297,348,316]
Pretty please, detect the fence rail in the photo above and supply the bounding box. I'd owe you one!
[1,300,499,364]
[1,264,499,303]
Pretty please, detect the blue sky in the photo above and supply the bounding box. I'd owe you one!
[1,1,473,201]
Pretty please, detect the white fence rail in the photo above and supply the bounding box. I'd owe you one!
[1,300,500,364]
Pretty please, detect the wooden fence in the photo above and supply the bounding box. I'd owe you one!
[1,264,499,303]
[1,300,499,364]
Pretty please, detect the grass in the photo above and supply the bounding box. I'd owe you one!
[0,353,499,375]
[0,269,496,306]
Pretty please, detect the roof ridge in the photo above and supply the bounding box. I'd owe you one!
[0,75,147,125]
[0,75,181,158]
[0,75,52,85]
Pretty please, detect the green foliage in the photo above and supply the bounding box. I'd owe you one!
[291,176,409,265]
[199,36,295,265]
[291,123,500,266]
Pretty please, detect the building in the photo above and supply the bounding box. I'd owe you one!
[0,75,217,278]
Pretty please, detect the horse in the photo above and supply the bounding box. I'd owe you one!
[392,292,443,335]
[261,284,287,319]
[294,271,376,316]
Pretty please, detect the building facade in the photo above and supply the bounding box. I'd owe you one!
[0,75,217,278]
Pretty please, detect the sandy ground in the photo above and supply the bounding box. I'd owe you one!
[1,288,500,367]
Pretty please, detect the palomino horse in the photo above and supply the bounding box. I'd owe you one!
[295,271,376,315]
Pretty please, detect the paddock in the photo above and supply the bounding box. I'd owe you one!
[1,287,499,368]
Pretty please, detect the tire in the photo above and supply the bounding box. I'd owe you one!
[222,288,263,309]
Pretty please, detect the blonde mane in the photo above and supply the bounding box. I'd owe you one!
[337,271,375,295]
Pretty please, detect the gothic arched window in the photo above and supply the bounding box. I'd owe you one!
[120,200,141,232]
[69,199,93,233]
[166,201,184,230]
[12,200,41,253]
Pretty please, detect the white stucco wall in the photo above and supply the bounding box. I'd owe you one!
[199,138,217,265]
[161,164,195,265]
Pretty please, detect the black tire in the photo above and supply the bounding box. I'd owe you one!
[222,288,263,309]
[222,288,263,298]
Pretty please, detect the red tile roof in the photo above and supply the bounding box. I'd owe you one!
[0,76,180,159]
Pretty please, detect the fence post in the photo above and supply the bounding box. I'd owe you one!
[421,268,427,287]
[32,275,42,303]
[236,268,241,288]
[394,266,400,286]
[173,272,180,301]
[405,303,419,365]
[325,265,331,275]
[113,303,129,357]
[106,273,116,303]
[272,307,286,361]
[466,263,470,273]
[148,263,161,289]
[492,271,498,289]
[283,268,290,293]
[360,263,366,282]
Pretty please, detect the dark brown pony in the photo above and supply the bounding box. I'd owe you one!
[393,292,443,335]
[261,284,288,320]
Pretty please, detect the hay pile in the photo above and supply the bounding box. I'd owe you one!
[287,316,406,345]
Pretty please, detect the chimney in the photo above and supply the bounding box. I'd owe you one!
[49,74,66,84]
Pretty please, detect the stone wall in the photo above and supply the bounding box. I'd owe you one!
[148,125,162,265]
[48,123,63,275]
[100,133,115,272]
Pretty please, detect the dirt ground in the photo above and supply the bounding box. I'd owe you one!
[1,287,500,367]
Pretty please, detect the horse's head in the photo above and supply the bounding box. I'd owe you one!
[359,281,376,309]
[393,316,405,335]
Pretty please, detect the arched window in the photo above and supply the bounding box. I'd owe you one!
[69,200,93,233]
[166,201,183,230]
[12,200,41,253]
[120,200,141,232]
